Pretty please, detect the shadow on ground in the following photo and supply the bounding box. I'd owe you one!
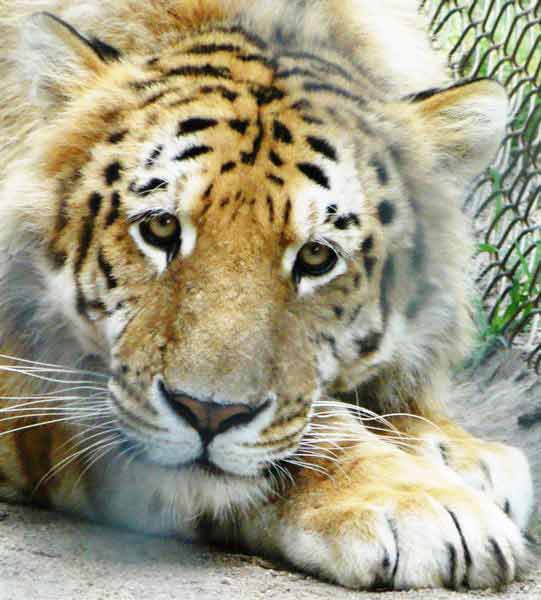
[0,502,539,600]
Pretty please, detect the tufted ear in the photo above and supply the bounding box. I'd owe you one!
[17,12,121,111]
[408,80,508,181]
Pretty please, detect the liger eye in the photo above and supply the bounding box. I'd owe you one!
[139,213,181,258]
[294,242,338,278]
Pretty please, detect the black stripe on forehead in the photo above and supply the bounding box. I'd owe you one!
[167,64,232,79]
[178,118,218,135]
[297,163,330,189]
[187,43,242,54]
[306,136,338,162]
[130,179,169,196]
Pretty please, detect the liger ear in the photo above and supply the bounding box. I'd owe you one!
[18,12,121,110]
[407,79,508,181]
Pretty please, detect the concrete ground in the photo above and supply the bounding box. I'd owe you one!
[1,502,539,600]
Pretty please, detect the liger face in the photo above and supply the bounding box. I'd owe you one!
[41,28,410,478]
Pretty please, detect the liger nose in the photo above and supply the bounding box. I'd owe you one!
[159,382,266,444]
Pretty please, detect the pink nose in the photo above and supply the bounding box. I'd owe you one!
[159,382,269,443]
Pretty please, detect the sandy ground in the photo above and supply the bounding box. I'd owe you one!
[0,501,539,600]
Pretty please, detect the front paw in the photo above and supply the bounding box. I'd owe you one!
[278,483,527,590]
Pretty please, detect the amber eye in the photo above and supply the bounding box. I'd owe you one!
[139,213,181,258]
[294,242,338,279]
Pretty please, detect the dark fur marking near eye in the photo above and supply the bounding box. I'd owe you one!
[87,300,108,314]
[241,117,264,165]
[203,184,214,198]
[380,257,395,323]
[355,332,382,356]
[267,173,285,187]
[269,150,284,167]
[266,195,275,223]
[200,85,238,102]
[221,161,237,173]
[98,250,118,290]
[370,156,389,185]
[334,213,360,230]
[307,136,338,162]
[49,249,68,269]
[74,193,102,275]
[362,236,374,253]
[104,161,122,186]
[145,145,164,168]
[131,178,168,196]
[302,115,325,125]
[178,118,218,135]
[326,204,338,215]
[167,64,232,79]
[273,120,293,144]
[187,43,242,54]
[251,85,285,106]
[291,99,312,111]
[297,163,330,189]
[364,256,377,277]
[321,334,339,359]
[333,306,344,319]
[229,119,250,134]
[106,192,121,227]
[378,200,395,225]
[303,82,366,106]
[174,145,213,161]
[283,198,292,226]
[109,130,128,144]
[353,273,361,289]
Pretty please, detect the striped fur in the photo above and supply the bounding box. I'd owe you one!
[0,0,536,591]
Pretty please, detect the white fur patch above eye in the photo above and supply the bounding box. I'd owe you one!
[179,218,197,258]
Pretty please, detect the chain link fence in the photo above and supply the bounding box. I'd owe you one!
[419,0,541,374]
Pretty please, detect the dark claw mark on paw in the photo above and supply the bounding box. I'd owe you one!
[489,537,511,586]
[480,461,494,489]
[387,518,400,586]
[439,442,450,466]
[503,499,511,517]
[447,509,472,588]
[446,543,459,590]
